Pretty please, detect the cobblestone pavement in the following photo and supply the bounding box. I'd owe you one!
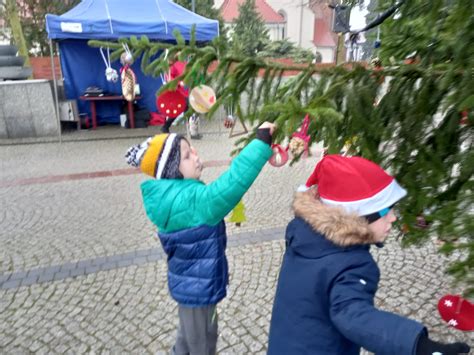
[0,123,472,353]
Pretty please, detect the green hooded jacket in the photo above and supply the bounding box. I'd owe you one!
[141,139,272,233]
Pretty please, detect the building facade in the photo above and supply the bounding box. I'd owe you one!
[215,0,338,63]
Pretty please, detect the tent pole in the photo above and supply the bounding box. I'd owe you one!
[50,39,62,144]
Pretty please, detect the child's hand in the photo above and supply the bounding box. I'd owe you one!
[258,122,277,136]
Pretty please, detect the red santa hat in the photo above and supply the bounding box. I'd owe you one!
[298,155,407,216]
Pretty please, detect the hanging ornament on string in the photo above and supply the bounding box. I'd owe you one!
[269,144,289,167]
[289,114,311,157]
[156,90,187,118]
[156,49,187,118]
[374,27,381,49]
[189,85,216,114]
[460,110,470,126]
[100,47,118,83]
[224,104,235,128]
[120,43,136,102]
[167,52,189,98]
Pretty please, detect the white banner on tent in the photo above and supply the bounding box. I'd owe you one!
[60,22,83,33]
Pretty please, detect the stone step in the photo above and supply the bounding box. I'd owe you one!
[0,66,32,80]
[0,56,25,66]
[0,45,18,56]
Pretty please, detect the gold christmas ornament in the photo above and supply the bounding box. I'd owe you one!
[189,85,216,113]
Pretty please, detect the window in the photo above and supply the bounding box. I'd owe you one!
[278,10,287,40]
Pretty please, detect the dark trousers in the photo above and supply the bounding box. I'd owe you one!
[171,304,218,355]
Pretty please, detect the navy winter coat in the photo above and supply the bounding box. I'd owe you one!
[268,192,425,355]
[159,222,228,306]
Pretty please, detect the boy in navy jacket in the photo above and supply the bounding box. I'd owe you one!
[268,155,470,355]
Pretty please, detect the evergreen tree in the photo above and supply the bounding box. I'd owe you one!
[173,0,228,42]
[1,0,79,56]
[257,38,315,63]
[231,0,269,57]
[91,0,474,295]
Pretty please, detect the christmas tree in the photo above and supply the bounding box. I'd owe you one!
[229,200,246,227]
[90,0,473,295]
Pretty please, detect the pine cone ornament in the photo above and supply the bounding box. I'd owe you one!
[289,136,306,156]
[121,67,136,102]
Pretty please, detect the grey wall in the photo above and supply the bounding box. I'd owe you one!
[0,80,58,138]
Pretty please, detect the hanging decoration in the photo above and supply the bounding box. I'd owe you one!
[189,85,216,113]
[224,104,235,128]
[460,110,469,126]
[224,115,235,129]
[120,43,137,102]
[437,294,474,331]
[229,200,246,227]
[120,43,134,66]
[269,144,289,167]
[156,49,188,118]
[374,27,381,49]
[156,90,187,118]
[289,114,311,156]
[168,57,189,98]
[100,47,118,83]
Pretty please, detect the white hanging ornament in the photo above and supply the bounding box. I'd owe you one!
[100,47,118,83]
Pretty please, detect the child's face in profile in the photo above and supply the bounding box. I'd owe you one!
[368,209,397,243]
[179,139,203,179]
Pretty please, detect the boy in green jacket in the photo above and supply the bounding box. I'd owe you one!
[125,122,275,355]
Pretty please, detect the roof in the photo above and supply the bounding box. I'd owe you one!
[313,19,336,47]
[45,0,219,41]
[220,0,285,24]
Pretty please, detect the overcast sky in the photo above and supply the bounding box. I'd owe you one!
[350,4,368,31]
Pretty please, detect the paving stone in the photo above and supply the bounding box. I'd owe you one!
[1,131,471,353]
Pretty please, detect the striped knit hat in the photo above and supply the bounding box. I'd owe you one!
[299,155,407,219]
[125,133,184,179]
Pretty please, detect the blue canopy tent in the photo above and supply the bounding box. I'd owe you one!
[46,0,219,126]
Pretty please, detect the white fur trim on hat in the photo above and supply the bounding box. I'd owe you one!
[155,133,177,179]
[297,184,310,192]
[320,179,407,216]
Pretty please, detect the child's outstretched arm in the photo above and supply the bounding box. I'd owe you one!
[329,259,470,355]
[195,122,275,226]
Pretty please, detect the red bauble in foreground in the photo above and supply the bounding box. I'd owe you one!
[437,294,474,331]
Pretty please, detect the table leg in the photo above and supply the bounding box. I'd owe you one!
[90,101,97,129]
[128,101,135,129]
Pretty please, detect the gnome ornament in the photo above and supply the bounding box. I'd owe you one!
[289,114,311,157]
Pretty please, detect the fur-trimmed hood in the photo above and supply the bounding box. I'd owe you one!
[291,191,377,248]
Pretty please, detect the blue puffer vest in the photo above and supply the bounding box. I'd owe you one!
[158,221,228,307]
